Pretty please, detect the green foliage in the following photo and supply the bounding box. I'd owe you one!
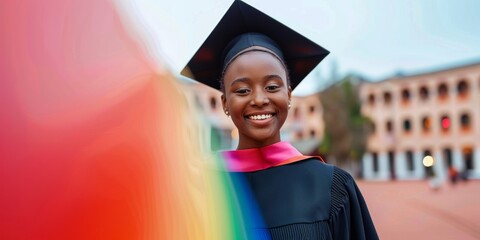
[319,74,373,166]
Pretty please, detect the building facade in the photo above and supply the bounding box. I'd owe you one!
[359,62,480,181]
[285,93,325,154]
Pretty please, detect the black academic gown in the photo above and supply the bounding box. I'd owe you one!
[230,158,379,240]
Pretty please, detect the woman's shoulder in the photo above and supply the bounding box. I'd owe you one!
[329,165,364,216]
[331,165,355,185]
[292,158,354,182]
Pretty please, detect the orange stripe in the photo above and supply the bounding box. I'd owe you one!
[273,155,325,167]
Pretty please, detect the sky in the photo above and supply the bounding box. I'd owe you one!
[114,0,480,96]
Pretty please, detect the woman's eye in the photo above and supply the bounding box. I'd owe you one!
[266,85,279,91]
[235,88,250,94]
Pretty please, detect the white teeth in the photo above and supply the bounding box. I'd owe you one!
[248,114,273,120]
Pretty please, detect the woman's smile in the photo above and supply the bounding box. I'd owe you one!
[244,111,276,128]
[246,113,274,121]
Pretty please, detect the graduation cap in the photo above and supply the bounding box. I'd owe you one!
[181,0,329,90]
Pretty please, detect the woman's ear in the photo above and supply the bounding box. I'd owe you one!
[221,94,228,115]
[288,86,292,101]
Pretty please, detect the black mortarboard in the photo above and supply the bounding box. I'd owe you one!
[181,0,329,90]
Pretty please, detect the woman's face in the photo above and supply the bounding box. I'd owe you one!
[221,51,291,150]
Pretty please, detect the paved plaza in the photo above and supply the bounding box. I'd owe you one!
[358,180,480,240]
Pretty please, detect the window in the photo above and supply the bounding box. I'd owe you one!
[368,94,375,105]
[296,131,303,140]
[424,150,432,157]
[310,129,316,138]
[388,151,396,180]
[294,108,299,119]
[463,147,474,170]
[440,115,451,132]
[422,116,432,132]
[386,120,393,133]
[406,151,414,171]
[419,86,429,100]
[460,113,471,129]
[209,96,217,110]
[401,89,411,102]
[309,105,315,114]
[372,152,379,173]
[457,80,469,97]
[438,83,448,99]
[403,119,412,132]
[423,149,434,177]
[443,148,453,167]
[384,92,392,104]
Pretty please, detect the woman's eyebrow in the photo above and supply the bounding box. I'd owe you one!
[230,77,249,87]
[264,74,284,81]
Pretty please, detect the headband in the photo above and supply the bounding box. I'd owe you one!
[221,32,285,72]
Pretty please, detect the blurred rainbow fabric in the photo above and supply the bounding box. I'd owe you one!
[0,0,260,239]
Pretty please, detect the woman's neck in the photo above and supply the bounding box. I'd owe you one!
[236,138,282,150]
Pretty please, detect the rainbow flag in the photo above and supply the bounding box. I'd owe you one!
[0,0,262,239]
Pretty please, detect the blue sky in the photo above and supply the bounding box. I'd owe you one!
[115,0,480,96]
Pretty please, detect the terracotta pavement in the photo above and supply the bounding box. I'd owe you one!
[358,180,480,240]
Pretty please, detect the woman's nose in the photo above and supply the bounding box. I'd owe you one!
[250,90,270,106]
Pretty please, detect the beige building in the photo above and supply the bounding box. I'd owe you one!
[285,93,325,154]
[359,62,480,180]
[182,81,325,153]
[181,82,237,151]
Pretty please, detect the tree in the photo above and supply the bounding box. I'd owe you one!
[319,74,373,175]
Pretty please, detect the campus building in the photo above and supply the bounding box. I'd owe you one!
[359,62,480,180]
[285,92,325,154]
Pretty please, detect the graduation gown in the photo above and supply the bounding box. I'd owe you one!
[222,142,378,240]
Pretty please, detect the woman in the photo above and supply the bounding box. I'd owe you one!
[183,1,378,239]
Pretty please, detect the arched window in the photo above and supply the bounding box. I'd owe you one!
[401,88,411,102]
[457,80,469,97]
[463,147,474,170]
[419,86,429,100]
[386,120,393,133]
[368,94,375,105]
[422,116,431,132]
[294,107,299,119]
[296,131,303,140]
[388,150,396,180]
[209,96,217,110]
[440,115,451,132]
[438,83,448,99]
[460,113,471,130]
[406,150,414,171]
[372,152,379,173]
[309,105,315,114]
[403,118,412,133]
[423,149,434,178]
[443,148,453,167]
[383,91,392,104]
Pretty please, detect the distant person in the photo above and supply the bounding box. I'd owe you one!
[460,168,470,183]
[448,166,459,185]
[428,168,441,191]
